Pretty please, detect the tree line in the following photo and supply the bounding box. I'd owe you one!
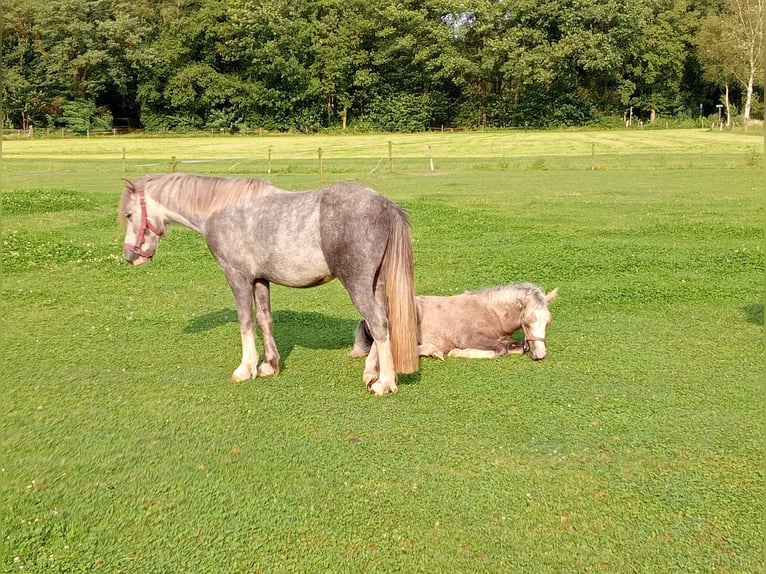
[2,0,763,133]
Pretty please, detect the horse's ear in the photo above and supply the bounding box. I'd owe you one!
[122,178,136,193]
[545,287,558,302]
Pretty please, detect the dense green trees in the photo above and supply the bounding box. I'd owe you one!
[2,0,763,132]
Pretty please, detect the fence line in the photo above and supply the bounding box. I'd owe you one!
[109,142,438,182]
[8,136,738,180]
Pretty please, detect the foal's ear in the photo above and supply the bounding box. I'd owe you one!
[545,287,559,302]
[122,178,136,193]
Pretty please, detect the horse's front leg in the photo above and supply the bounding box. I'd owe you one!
[228,274,259,381]
[447,348,503,359]
[253,280,280,376]
[446,339,522,359]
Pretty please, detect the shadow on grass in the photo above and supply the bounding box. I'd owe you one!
[183,308,422,385]
[743,302,763,326]
[184,308,239,333]
[184,308,357,351]
[183,307,357,359]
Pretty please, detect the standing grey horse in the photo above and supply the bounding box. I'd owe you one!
[120,173,418,395]
[351,282,557,362]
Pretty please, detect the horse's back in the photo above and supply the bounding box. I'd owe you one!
[417,293,505,351]
[203,183,403,287]
[320,183,402,229]
[205,188,333,287]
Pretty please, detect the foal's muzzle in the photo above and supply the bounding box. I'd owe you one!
[523,338,547,360]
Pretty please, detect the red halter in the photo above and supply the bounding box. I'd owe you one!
[123,188,164,258]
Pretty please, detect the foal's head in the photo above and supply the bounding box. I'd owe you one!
[519,286,557,360]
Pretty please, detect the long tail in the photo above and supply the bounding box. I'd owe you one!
[384,204,419,374]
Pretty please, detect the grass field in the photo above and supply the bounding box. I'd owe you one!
[1,129,763,572]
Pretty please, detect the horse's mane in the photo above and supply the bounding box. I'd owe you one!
[121,173,277,220]
[472,282,547,308]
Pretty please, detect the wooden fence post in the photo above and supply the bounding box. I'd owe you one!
[171,156,177,172]
[428,145,434,172]
[267,146,272,174]
[388,141,393,173]
[318,147,324,183]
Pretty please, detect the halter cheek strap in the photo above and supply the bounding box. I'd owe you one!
[124,188,164,258]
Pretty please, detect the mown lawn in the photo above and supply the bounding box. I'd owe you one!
[1,129,763,573]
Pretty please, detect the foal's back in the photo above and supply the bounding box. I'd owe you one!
[417,291,514,349]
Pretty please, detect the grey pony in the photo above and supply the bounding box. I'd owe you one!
[120,173,418,395]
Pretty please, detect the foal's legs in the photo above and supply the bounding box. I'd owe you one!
[253,280,280,376]
[446,339,524,359]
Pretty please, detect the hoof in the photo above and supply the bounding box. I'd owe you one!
[231,364,255,381]
[363,371,379,387]
[367,380,398,395]
[257,363,278,377]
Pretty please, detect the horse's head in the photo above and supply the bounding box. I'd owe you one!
[521,287,557,360]
[120,178,166,266]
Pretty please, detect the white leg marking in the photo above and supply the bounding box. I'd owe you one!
[369,339,398,395]
[231,330,259,381]
[447,348,502,359]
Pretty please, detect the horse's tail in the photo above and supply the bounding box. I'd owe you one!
[384,205,419,374]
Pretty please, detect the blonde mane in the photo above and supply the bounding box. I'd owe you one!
[474,282,547,308]
[121,173,278,221]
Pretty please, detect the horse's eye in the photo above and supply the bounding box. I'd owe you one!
[125,212,132,220]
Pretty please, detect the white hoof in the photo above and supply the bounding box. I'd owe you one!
[231,364,255,381]
[368,379,398,396]
[257,363,277,377]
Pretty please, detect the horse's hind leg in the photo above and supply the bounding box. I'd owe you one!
[363,340,380,385]
[353,288,398,395]
[254,280,280,376]
[349,320,373,357]
[367,338,396,395]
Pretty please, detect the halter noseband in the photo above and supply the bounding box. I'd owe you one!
[124,188,164,258]
[522,337,546,354]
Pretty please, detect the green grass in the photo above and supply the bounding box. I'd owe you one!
[1,130,763,573]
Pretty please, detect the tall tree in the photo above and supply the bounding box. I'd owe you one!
[698,0,763,128]
[307,0,378,128]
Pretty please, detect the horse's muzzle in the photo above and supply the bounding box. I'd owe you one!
[123,247,149,266]
[524,339,547,360]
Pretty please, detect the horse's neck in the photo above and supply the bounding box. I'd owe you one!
[153,192,205,233]
[152,176,274,234]
[481,293,524,334]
